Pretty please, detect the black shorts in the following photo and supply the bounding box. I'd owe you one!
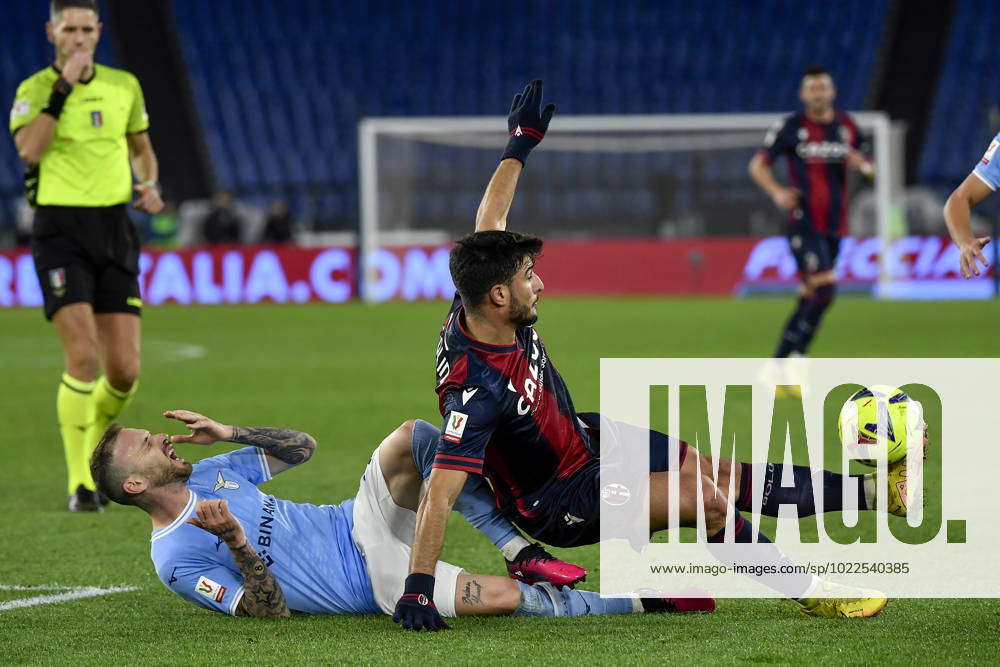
[508,413,689,548]
[787,224,841,276]
[31,205,142,320]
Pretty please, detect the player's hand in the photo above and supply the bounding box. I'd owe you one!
[133,183,164,214]
[500,79,556,166]
[957,237,991,278]
[771,187,800,211]
[846,149,874,179]
[392,573,450,632]
[187,499,247,548]
[61,50,93,86]
[164,409,235,444]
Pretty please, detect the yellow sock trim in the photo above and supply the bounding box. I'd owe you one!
[58,373,97,494]
[86,376,139,460]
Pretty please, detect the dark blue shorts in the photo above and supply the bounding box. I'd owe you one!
[787,224,841,276]
[508,412,688,548]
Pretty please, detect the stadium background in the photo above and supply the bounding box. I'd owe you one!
[3,1,1000,664]
[2,0,1000,303]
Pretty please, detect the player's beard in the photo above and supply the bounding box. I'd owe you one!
[509,292,538,327]
[807,99,832,117]
[152,460,193,487]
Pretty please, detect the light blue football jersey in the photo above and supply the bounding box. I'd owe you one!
[973,132,1000,190]
[149,447,379,615]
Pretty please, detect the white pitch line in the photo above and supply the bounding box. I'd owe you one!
[0,585,138,611]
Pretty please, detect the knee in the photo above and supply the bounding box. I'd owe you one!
[398,419,416,442]
[700,476,730,532]
[806,271,837,295]
[381,420,417,463]
[105,357,140,391]
[813,282,836,304]
[695,453,736,497]
[495,579,524,614]
[64,342,100,381]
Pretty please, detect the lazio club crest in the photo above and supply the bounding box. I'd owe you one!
[90,110,103,128]
[49,267,66,297]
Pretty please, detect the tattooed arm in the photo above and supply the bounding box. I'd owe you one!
[230,426,316,466]
[165,409,317,476]
[187,499,290,619]
[229,541,289,618]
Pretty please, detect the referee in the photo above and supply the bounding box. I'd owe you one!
[10,0,163,511]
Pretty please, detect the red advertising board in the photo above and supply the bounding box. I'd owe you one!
[0,236,990,307]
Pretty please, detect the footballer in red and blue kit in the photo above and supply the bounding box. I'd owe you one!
[395,80,893,631]
[752,66,873,359]
[433,293,687,548]
[758,109,862,243]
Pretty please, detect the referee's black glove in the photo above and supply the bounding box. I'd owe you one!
[392,573,450,632]
[501,79,556,166]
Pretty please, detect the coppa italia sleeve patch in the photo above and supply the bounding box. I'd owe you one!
[444,411,469,443]
[982,139,999,165]
[195,576,227,603]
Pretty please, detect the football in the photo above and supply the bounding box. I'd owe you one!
[837,385,919,466]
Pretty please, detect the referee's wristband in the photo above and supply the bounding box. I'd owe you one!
[42,78,73,119]
[136,180,161,194]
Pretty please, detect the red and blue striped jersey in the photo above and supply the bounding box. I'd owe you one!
[432,294,595,520]
[758,111,862,236]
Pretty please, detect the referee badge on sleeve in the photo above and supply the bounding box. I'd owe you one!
[90,110,103,128]
[10,100,29,122]
[49,268,66,297]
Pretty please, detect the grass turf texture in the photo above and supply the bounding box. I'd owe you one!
[2,297,999,665]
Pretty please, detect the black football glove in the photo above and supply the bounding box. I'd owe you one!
[501,79,556,166]
[392,573,450,632]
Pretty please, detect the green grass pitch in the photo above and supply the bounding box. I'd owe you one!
[2,296,999,664]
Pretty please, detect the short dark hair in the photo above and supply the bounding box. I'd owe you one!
[450,230,543,310]
[90,423,133,506]
[51,0,99,19]
[802,65,831,80]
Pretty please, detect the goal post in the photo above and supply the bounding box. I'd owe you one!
[358,112,897,302]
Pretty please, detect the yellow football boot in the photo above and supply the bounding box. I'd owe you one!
[797,580,888,618]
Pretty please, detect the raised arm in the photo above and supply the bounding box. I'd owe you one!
[944,172,993,278]
[474,79,555,233]
[474,160,523,232]
[14,52,91,166]
[187,499,290,619]
[164,409,316,477]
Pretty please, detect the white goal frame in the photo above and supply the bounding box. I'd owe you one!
[358,112,894,302]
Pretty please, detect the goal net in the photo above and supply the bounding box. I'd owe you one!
[358,113,901,302]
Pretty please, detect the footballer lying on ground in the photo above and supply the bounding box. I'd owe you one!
[400,80,920,630]
[89,409,712,623]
